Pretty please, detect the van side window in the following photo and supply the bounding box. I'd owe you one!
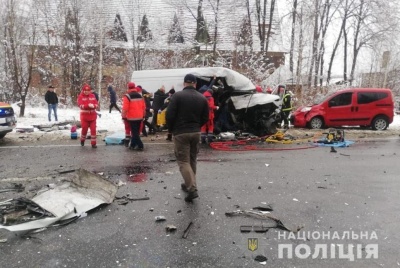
[330,92,352,107]
[357,92,388,104]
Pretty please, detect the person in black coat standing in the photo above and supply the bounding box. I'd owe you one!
[107,85,121,113]
[138,86,155,136]
[45,85,58,122]
[166,74,209,202]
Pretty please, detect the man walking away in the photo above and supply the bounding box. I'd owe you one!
[107,85,121,113]
[122,83,146,151]
[45,85,58,122]
[166,74,209,202]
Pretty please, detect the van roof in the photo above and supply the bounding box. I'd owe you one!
[131,67,255,93]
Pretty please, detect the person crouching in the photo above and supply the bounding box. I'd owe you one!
[78,84,99,148]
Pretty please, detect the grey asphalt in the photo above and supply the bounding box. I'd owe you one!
[0,136,399,268]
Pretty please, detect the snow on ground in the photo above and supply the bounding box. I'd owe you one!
[5,104,400,142]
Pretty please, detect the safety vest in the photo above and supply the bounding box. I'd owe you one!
[281,93,292,112]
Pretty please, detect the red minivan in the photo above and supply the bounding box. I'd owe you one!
[291,88,394,130]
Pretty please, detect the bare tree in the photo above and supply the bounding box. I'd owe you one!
[264,0,275,53]
[208,0,220,60]
[4,0,39,116]
[348,0,398,85]
[255,0,267,52]
[289,0,298,73]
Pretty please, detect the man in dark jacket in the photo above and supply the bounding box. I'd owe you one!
[107,85,121,113]
[139,86,155,136]
[45,85,58,122]
[151,85,168,131]
[166,74,209,202]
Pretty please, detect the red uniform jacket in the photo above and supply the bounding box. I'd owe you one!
[78,92,98,121]
[203,91,217,120]
[122,91,145,121]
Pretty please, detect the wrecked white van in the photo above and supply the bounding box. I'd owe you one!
[131,67,281,136]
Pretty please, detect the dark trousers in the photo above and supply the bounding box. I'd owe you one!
[174,132,201,192]
[129,120,144,149]
[151,112,159,131]
[109,102,121,113]
[142,118,154,136]
[281,111,291,126]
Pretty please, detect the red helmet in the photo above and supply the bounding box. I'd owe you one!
[127,82,136,89]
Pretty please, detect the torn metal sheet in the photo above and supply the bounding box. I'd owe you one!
[0,169,117,232]
[225,210,299,232]
[252,205,273,212]
[231,93,280,110]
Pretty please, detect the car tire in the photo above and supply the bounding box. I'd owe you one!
[371,116,389,130]
[308,116,324,129]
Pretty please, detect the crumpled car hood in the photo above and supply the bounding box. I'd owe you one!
[231,93,281,110]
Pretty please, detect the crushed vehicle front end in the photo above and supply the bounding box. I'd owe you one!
[291,105,325,128]
[191,67,281,136]
[0,102,17,139]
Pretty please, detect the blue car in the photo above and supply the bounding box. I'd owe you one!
[0,102,17,139]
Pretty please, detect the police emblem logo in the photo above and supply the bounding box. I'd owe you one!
[248,238,258,251]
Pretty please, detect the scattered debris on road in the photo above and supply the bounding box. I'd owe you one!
[155,216,166,222]
[166,224,177,232]
[0,168,117,232]
[0,183,24,193]
[182,221,193,239]
[225,209,300,232]
[252,205,273,212]
[254,254,268,264]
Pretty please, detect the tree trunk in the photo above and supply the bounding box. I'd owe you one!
[327,17,345,85]
[265,0,275,54]
[246,0,253,53]
[349,0,365,85]
[212,0,220,61]
[255,0,267,52]
[295,4,304,98]
[289,0,298,73]
[307,0,319,89]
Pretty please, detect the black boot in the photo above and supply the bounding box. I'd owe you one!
[124,138,130,147]
[166,133,172,141]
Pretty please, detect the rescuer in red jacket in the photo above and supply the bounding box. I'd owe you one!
[200,88,218,144]
[77,84,99,148]
[122,82,146,150]
[122,82,137,147]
